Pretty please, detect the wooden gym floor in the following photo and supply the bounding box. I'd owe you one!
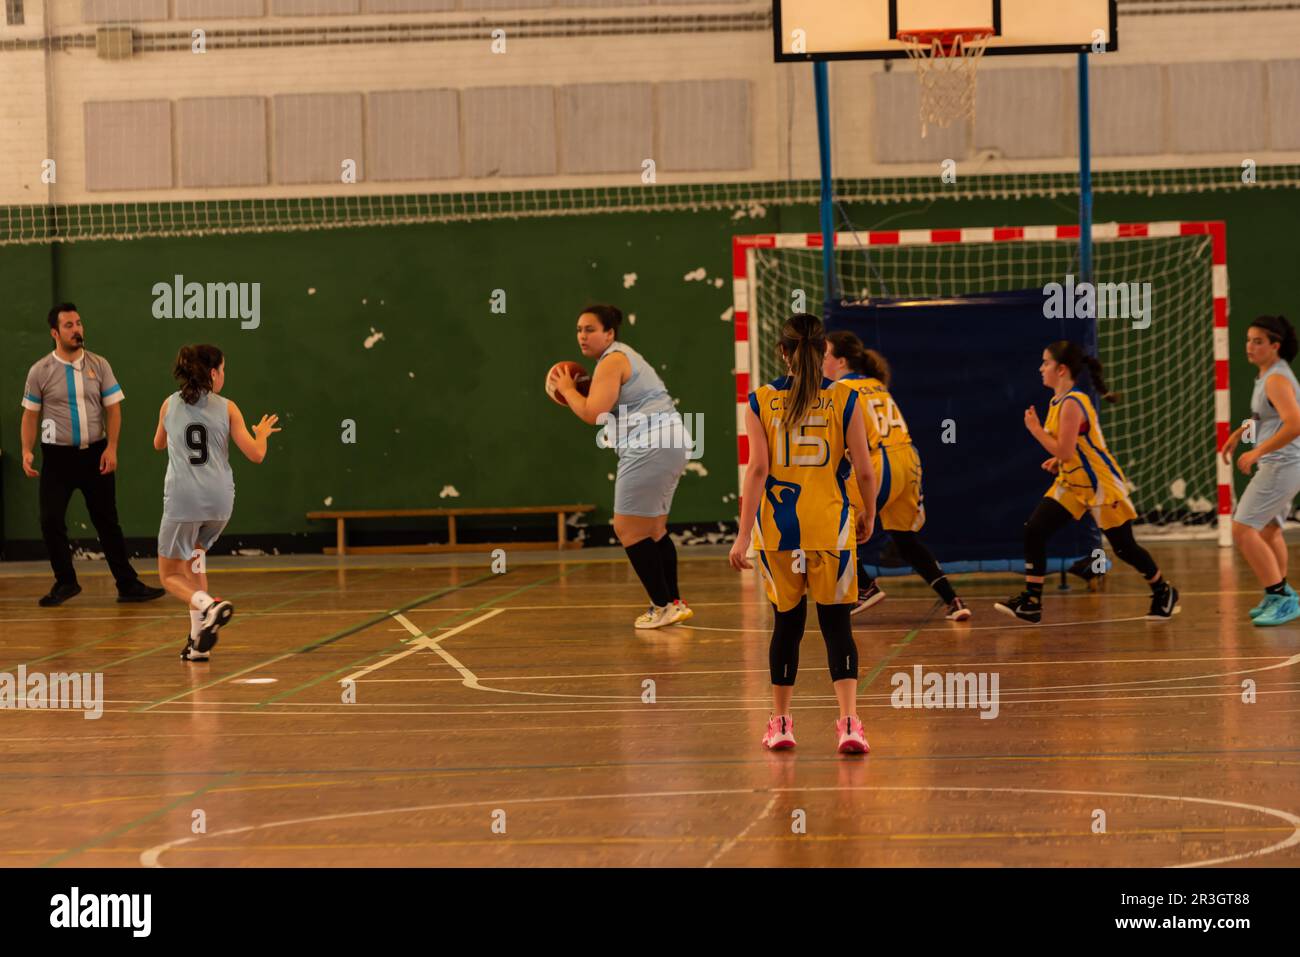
[0,540,1297,868]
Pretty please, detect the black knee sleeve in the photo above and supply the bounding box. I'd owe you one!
[1023,498,1074,578]
[1103,521,1159,579]
[816,602,858,682]
[769,597,807,686]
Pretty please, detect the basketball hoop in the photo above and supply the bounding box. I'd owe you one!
[897,28,994,138]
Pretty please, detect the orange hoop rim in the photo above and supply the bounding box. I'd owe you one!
[896,28,995,56]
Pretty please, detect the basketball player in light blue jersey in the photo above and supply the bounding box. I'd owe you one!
[1221,315,1300,626]
[549,304,692,630]
[153,345,280,660]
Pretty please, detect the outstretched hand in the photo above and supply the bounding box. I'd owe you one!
[252,414,281,440]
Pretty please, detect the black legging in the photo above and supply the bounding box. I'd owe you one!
[768,597,858,686]
[1023,498,1159,580]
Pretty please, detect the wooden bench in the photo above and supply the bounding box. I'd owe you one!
[305,504,596,556]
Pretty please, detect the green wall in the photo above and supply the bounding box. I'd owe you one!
[1,182,1296,547]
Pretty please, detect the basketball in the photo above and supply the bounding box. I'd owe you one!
[545,360,591,406]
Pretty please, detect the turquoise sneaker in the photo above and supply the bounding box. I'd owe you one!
[1250,583,1298,619]
[1254,593,1300,627]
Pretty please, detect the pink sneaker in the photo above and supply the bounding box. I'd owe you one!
[836,715,869,754]
[762,714,796,750]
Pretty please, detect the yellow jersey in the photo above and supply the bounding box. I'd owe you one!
[1045,389,1130,508]
[839,374,912,451]
[748,375,858,552]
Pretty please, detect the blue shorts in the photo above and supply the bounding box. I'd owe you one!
[614,446,688,517]
[1234,460,1300,530]
[158,519,227,560]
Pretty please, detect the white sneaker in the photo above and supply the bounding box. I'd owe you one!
[634,605,673,629]
[665,599,694,624]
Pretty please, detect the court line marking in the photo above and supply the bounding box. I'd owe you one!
[93,569,398,673]
[134,570,503,712]
[256,567,576,705]
[33,676,1300,710]
[342,609,503,684]
[705,794,778,868]
[344,654,1299,683]
[138,785,1300,868]
[0,569,328,673]
[129,686,1300,717]
[43,771,242,868]
[688,614,1155,635]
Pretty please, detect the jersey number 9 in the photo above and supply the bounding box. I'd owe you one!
[186,424,209,466]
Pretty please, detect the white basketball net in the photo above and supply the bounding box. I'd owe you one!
[899,31,993,138]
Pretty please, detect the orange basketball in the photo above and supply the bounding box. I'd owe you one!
[546,361,592,407]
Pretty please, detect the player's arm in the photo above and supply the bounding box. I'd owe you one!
[1249,377,1300,457]
[20,408,40,476]
[559,352,626,426]
[228,399,280,464]
[729,405,769,571]
[1220,420,1251,464]
[1025,401,1079,460]
[845,401,877,533]
[152,398,169,451]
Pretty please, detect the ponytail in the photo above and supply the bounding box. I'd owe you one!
[826,331,893,387]
[173,344,223,405]
[1250,315,1298,363]
[1047,340,1120,404]
[778,313,827,427]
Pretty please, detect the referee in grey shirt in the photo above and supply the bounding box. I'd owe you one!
[20,303,165,606]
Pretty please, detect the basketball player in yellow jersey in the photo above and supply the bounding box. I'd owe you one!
[994,340,1179,624]
[825,332,970,622]
[729,313,876,753]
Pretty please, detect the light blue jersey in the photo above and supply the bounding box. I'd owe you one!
[1252,360,1300,466]
[596,341,682,458]
[163,391,235,521]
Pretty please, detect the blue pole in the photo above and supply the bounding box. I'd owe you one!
[1077,52,1094,285]
[813,61,836,311]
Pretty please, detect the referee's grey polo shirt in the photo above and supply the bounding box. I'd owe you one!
[21,350,124,449]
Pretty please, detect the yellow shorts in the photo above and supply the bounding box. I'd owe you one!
[756,549,857,612]
[1046,481,1138,530]
[874,444,925,533]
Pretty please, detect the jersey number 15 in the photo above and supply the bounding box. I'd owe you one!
[774,416,829,467]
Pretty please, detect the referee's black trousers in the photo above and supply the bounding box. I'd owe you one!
[39,439,139,590]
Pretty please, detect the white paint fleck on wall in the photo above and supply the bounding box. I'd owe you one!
[439,485,460,499]
[364,328,384,349]
[324,496,333,506]
[684,267,707,282]
[623,273,637,289]
[685,461,708,477]
[307,287,317,295]
[720,306,734,322]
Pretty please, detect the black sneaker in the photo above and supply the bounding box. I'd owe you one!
[993,592,1042,623]
[946,597,972,621]
[851,583,886,616]
[1145,584,1180,621]
[180,636,209,662]
[117,581,167,603]
[38,582,82,607]
[195,599,234,653]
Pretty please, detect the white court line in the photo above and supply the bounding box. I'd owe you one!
[354,654,1296,684]
[140,686,1300,718]
[706,794,778,868]
[342,609,503,685]
[686,614,1156,635]
[139,785,1300,869]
